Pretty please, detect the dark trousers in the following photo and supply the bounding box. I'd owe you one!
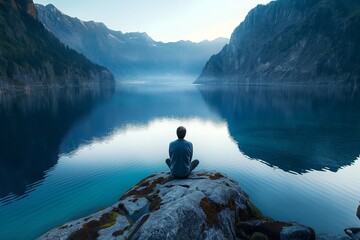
[166,158,199,173]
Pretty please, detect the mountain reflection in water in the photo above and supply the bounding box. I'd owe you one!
[198,85,360,173]
[1,84,360,239]
[0,87,114,200]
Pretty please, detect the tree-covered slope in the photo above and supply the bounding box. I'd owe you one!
[0,0,114,91]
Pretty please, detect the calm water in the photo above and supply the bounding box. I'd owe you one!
[0,83,360,239]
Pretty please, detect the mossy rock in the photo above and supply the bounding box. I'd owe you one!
[69,210,118,239]
[249,232,269,240]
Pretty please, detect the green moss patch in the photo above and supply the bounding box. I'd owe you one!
[209,173,225,180]
[69,210,119,240]
[197,172,225,180]
[245,200,266,220]
[99,211,118,229]
[57,225,68,230]
[200,197,235,227]
[120,176,174,201]
[112,229,124,237]
[68,227,99,240]
[249,232,269,240]
[148,193,162,212]
[238,196,268,221]
[237,221,292,240]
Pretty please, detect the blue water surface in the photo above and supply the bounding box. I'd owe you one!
[0,83,359,239]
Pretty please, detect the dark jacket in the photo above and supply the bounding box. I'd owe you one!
[169,139,193,178]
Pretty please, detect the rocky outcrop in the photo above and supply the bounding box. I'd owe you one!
[196,0,360,85]
[39,171,318,240]
[35,4,228,79]
[0,0,114,91]
[344,204,360,240]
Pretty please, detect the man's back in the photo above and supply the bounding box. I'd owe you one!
[169,139,193,178]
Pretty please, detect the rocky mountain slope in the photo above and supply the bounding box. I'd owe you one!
[196,0,360,85]
[0,0,114,91]
[36,4,228,80]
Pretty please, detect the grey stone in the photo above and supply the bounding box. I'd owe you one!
[201,228,228,240]
[119,197,149,215]
[38,171,317,240]
[159,185,188,205]
[281,223,314,240]
[127,191,206,240]
[316,234,351,240]
[353,232,360,240]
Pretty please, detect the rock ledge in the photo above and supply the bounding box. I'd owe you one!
[39,171,347,239]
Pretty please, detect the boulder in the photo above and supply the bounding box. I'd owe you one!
[316,234,351,240]
[354,232,360,240]
[39,171,316,240]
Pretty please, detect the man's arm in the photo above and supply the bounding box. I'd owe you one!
[169,142,172,159]
[189,142,193,162]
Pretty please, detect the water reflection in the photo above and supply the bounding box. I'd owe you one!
[198,85,360,173]
[1,84,359,239]
[0,87,114,200]
[59,84,221,155]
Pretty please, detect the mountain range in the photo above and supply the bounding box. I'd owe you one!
[0,0,114,91]
[196,0,360,85]
[36,4,228,81]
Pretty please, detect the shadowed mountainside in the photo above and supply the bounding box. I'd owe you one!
[0,0,114,91]
[197,0,360,85]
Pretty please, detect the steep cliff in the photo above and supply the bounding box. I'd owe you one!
[196,0,360,85]
[36,4,228,80]
[0,0,114,91]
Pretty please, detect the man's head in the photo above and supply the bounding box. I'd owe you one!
[176,126,186,139]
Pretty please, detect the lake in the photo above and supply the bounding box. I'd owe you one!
[0,83,359,239]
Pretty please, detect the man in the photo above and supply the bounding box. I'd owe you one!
[166,126,199,178]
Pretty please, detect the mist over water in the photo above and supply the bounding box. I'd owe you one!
[0,83,359,239]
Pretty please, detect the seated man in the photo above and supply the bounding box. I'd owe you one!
[166,126,199,178]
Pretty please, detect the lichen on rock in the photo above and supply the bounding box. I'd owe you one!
[38,171,316,240]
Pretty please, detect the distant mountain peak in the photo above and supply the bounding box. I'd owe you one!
[35,3,228,80]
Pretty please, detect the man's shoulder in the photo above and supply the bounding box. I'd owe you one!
[170,139,192,146]
[185,140,193,146]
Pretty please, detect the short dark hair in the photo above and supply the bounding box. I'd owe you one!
[176,126,186,139]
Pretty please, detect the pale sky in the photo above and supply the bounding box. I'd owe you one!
[33,0,272,43]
